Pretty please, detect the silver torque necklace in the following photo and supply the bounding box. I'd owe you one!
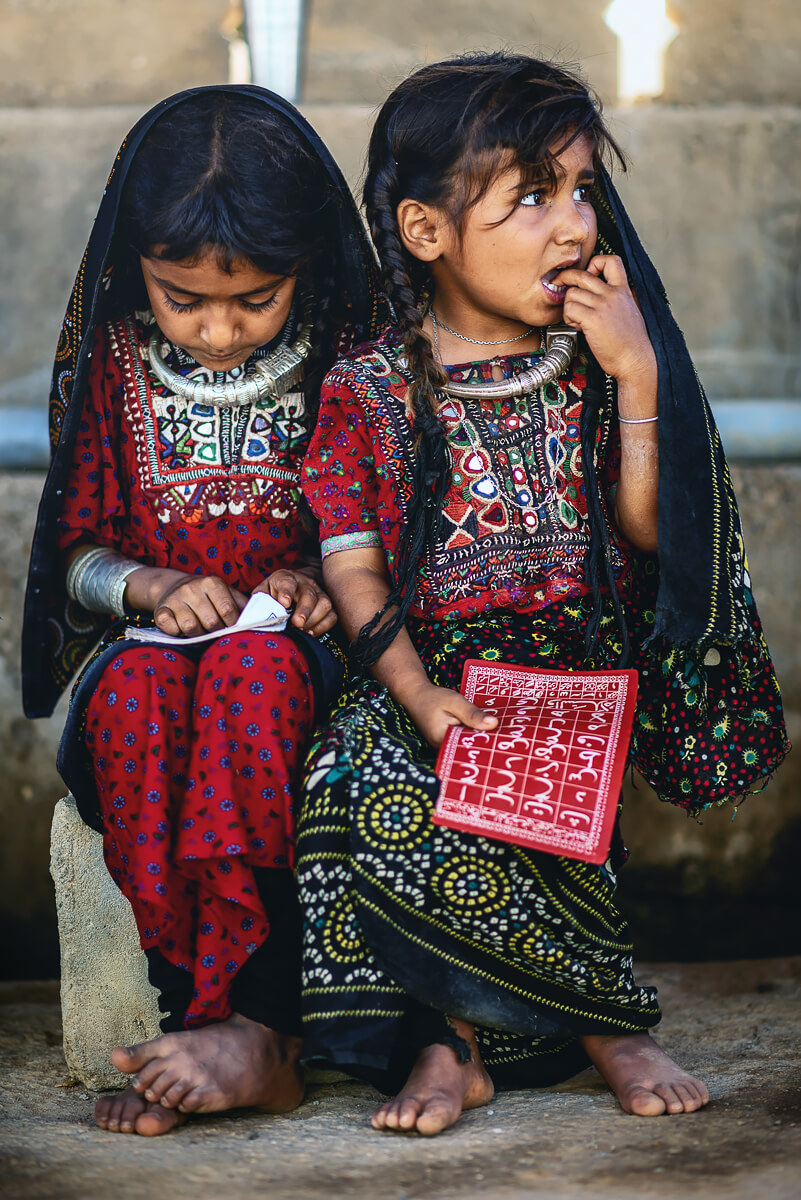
[430,313,579,401]
[144,311,313,408]
[429,309,538,347]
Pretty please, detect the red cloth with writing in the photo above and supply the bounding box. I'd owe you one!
[435,662,637,865]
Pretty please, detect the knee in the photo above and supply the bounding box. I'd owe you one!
[201,633,312,690]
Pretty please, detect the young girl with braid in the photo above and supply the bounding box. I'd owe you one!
[22,86,383,1135]
[297,53,789,1135]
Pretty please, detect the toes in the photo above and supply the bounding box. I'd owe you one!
[111,1034,179,1075]
[415,1098,457,1136]
[672,1084,698,1112]
[397,1098,424,1130]
[110,1043,150,1074]
[94,1095,115,1129]
[382,1101,408,1131]
[95,1095,124,1132]
[675,1081,709,1112]
[134,1103,185,1137]
[654,1083,689,1114]
[143,1065,183,1104]
[95,1088,145,1133]
[626,1085,667,1117]
[371,1100,409,1131]
[158,1079,194,1110]
[130,1057,172,1095]
[177,1087,206,1114]
[370,1103,392,1130]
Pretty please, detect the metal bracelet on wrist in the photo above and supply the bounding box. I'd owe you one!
[66,546,141,617]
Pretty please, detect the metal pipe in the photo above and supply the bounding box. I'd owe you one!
[243,0,305,102]
[2,400,800,471]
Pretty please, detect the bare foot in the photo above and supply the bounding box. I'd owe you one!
[95,1086,187,1136]
[371,1019,494,1137]
[582,1032,709,1116]
[97,1012,303,1134]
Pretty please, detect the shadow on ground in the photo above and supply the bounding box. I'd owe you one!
[1,960,799,1200]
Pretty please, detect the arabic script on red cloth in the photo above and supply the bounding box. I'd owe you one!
[434,662,638,864]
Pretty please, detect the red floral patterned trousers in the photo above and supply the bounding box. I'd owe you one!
[85,631,313,1026]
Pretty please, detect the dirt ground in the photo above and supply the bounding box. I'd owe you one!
[0,959,799,1200]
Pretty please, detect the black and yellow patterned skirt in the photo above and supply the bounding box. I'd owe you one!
[296,603,671,1093]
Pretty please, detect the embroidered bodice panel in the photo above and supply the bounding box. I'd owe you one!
[303,327,625,621]
[56,318,312,589]
[433,361,592,609]
[113,315,308,526]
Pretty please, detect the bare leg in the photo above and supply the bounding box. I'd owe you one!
[94,1012,303,1136]
[581,1032,709,1116]
[371,1019,494,1137]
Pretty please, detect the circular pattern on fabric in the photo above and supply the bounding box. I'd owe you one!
[509,925,555,964]
[431,855,511,914]
[357,784,429,852]
[322,894,368,965]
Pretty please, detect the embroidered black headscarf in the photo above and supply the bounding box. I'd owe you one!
[592,171,754,655]
[23,84,386,718]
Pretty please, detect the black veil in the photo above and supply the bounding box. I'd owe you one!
[23,85,386,718]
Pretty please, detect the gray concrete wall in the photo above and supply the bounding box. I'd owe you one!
[0,0,229,106]
[1,0,799,975]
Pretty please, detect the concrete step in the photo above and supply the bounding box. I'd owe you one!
[3,103,800,403]
[0,0,228,107]
[303,0,617,104]
[664,0,801,105]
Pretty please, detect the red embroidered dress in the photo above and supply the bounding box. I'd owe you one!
[57,315,318,1026]
[304,326,628,620]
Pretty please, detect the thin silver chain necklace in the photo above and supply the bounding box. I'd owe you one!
[429,309,538,347]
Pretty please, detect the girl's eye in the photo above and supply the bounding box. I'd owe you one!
[520,191,545,208]
[241,295,279,313]
[573,184,593,202]
[163,294,200,313]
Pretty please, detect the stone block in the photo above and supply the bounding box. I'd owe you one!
[0,0,229,107]
[50,795,161,1091]
[303,0,617,105]
[663,0,801,106]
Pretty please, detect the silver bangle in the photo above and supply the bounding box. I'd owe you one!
[66,546,141,617]
[618,414,659,424]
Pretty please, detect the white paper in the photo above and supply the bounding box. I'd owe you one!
[124,590,289,646]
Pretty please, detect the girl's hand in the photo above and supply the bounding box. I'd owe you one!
[555,255,657,390]
[403,680,498,749]
[150,574,248,637]
[253,568,336,637]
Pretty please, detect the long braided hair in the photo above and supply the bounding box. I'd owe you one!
[354,51,628,668]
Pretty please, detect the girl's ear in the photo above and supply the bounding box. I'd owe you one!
[396,198,444,263]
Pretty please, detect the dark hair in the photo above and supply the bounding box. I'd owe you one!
[354,51,627,668]
[106,91,345,424]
